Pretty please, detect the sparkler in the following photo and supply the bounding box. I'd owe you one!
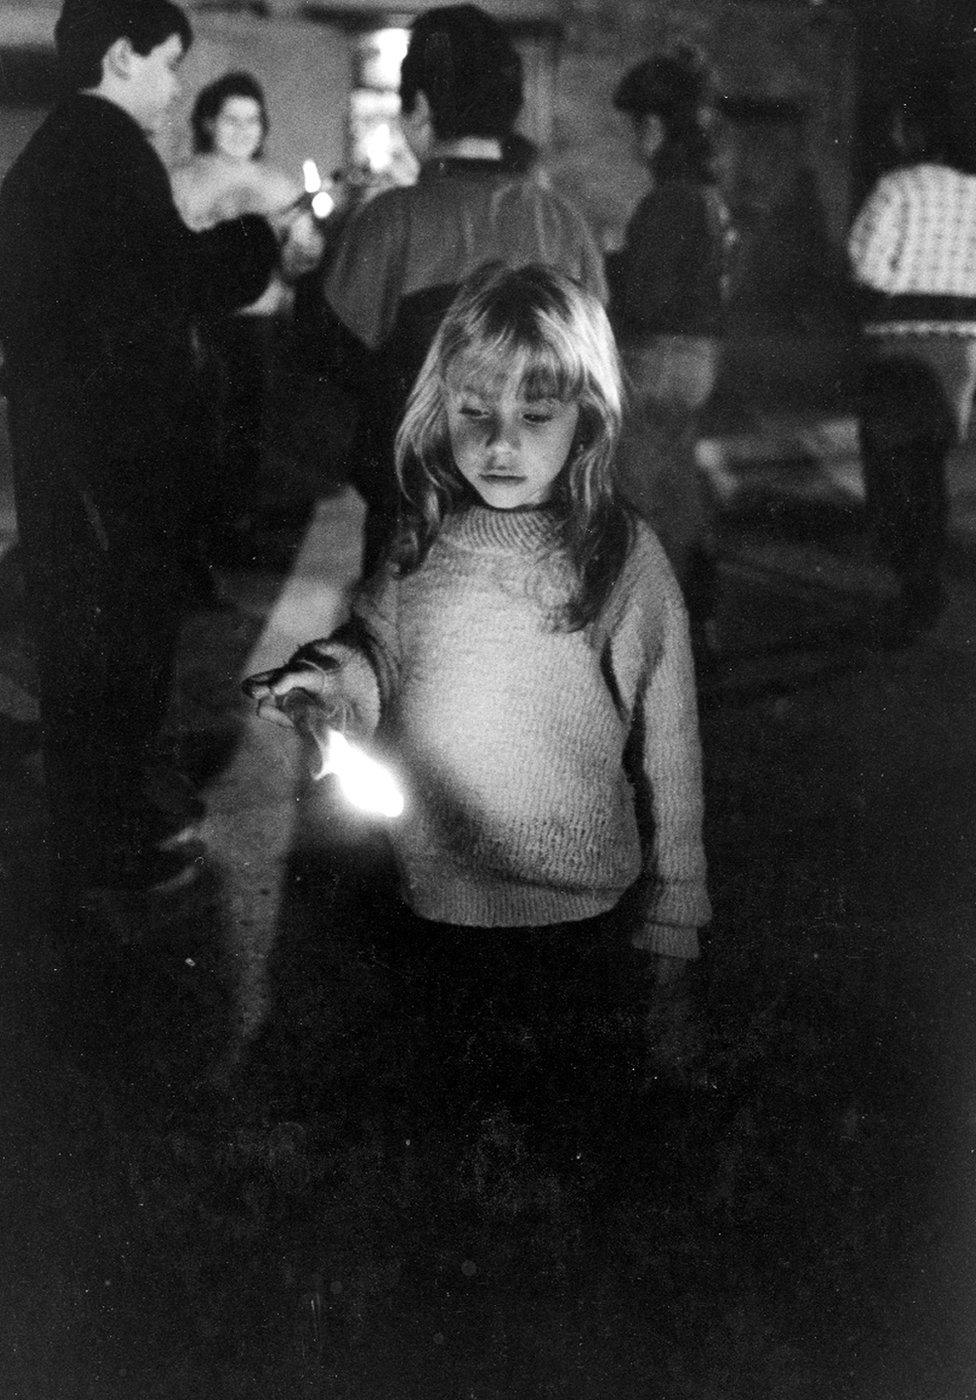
[299,159,335,220]
[282,693,405,820]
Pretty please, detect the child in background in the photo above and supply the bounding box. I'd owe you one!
[246,263,710,1097]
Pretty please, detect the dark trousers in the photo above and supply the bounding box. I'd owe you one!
[858,350,955,606]
[205,313,276,528]
[11,449,188,892]
[347,394,402,580]
[383,909,646,1121]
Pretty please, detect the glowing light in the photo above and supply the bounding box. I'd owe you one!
[362,123,393,173]
[302,159,322,194]
[311,189,335,219]
[314,727,405,819]
[363,28,409,90]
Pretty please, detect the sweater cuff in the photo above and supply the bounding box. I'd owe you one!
[288,640,381,735]
[291,639,340,673]
[631,924,700,960]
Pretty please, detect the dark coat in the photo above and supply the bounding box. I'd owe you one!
[608,143,729,342]
[0,93,278,523]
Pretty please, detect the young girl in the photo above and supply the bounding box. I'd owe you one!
[246,262,710,1001]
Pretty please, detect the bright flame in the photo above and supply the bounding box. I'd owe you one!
[362,123,393,173]
[367,28,409,90]
[302,159,322,194]
[314,727,405,819]
[311,189,335,219]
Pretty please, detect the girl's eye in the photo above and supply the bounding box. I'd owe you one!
[458,404,488,419]
[523,411,553,425]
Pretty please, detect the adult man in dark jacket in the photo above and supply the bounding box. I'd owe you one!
[0,0,278,910]
[313,4,606,575]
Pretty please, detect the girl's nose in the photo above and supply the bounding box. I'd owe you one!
[486,415,519,451]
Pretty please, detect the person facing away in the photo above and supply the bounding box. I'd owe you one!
[306,2,607,578]
[0,0,278,909]
[246,264,710,1005]
[171,70,324,562]
[608,46,734,653]
[848,80,976,637]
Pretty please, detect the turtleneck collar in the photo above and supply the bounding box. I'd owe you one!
[445,504,560,552]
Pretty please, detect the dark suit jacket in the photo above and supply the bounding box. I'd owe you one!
[0,92,278,524]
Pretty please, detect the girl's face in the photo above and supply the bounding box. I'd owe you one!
[211,95,264,162]
[446,369,580,510]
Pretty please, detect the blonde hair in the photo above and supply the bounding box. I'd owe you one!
[394,262,632,628]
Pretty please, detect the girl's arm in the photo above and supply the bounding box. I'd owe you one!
[629,564,711,961]
[243,640,381,738]
[243,566,401,734]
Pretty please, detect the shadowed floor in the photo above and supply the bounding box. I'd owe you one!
[1,412,976,1398]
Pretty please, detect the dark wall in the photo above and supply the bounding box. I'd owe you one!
[853,0,976,196]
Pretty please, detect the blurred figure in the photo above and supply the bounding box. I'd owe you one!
[0,0,277,910]
[500,131,551,186]
[306,3,606,577]
[172,71,324,562]
[608,46,734,654]
[849,81,976,637]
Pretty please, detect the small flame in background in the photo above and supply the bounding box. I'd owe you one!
[310,726,405,820]
[301,159,335,219]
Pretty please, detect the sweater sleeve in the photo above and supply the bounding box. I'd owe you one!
[288,568,403,737]
[348,566,403,717]
[625,541,711,958]
[848,174,907,292]
[117,135,278,325]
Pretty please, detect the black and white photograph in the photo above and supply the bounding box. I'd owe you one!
[0,0,974,1394]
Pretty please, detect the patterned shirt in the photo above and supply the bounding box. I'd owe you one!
[848,162,976,335]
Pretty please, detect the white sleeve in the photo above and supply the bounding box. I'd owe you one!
[848,175,907,291]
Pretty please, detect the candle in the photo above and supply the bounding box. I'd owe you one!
[297,159,335,219]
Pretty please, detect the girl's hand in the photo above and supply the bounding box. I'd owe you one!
[242,662,335,728]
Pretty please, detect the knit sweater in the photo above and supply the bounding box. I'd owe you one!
[296,507,710,958]
[848,163,976,335]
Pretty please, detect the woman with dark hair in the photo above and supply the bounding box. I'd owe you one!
[171,71,323,561]
[608,46,735,658]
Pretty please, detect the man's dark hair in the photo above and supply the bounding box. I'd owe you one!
[891,73,976,176]
[54,0,192,92]
[399,4,522,142]
[191,70,269,157]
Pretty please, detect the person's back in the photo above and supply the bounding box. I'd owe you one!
[313,4,605,574]
[848,85,976,639]
[849,161,976,304]
[606,48,729,645]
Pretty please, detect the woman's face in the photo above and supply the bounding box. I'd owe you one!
[210,95,264,162]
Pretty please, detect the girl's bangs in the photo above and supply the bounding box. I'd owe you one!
[445,325,584,402]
